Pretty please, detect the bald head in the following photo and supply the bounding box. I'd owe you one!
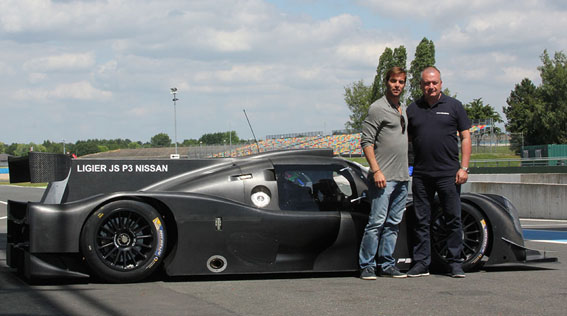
[421,66,441,81]
[420,66,443,105]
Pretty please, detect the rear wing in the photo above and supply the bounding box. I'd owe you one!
[8,152,71,183]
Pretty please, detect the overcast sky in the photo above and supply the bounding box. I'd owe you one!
[1,0,565,144]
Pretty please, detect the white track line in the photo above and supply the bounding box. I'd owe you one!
[521,218,567,223]
[1,201,7,220]
[527,240,567,245]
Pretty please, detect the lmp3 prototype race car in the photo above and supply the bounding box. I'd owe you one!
[7,149,555,283]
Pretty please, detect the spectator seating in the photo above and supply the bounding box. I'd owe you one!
[211,133,363,157]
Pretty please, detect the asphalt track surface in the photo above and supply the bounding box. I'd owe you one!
[1,186,566,316]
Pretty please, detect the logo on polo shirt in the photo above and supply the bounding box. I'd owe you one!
[436,112,450,115]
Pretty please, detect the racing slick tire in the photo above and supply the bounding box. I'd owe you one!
[80,200,167,283]
[431,202,490,272]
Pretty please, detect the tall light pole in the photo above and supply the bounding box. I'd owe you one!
[170,87,179,155]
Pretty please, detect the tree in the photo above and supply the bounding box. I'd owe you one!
[392,46,407,71]
[465,98,503,146]
[464,98,503,129]
[408,38,435,103]
[182,139,199,146]
[344,80,372,132]
[504,50,567,147]
[369,46,408,104]
[504,78,546,151]
[538,50,567,144]
[74,140,101,157]
[42,140,64,154]
[128,142,142,149]
[5,143,46,156]
[199,131,240,145]
[370,48,393,104]
[442,88,457,99]
[150,133,172,147]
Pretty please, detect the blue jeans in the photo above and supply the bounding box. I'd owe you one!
[359,180,408,270]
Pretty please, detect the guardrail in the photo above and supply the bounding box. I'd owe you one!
[470,157,567,168]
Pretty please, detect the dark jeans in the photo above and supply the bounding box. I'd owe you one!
[411,175,463,267]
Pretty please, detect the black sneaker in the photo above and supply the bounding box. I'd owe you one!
[407,264,430,278]
[449,265,466,278]
[380,266,407,278]
[360,266,377,280]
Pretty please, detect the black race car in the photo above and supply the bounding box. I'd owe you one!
[7,149,555,283]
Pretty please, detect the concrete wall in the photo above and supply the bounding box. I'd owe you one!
[463,174,567,219]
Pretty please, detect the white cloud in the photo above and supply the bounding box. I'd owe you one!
[28,72,47,83]
[358,0,493,19]
[23,53,95,72]
[127,106,154,118]
[361,0,567,55]
[0,0,104,33]
[206,29,254,52]
[194,64,273,83]
[499,66,540,84]
[14,81,112,100]
[96,60,118,76]
[0,61,15,75]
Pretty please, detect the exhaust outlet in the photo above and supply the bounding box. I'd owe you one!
[207,255,227,273]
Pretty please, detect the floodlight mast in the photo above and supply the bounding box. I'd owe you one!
[170,87,179,155]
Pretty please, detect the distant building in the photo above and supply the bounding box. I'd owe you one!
[0,153,14,167]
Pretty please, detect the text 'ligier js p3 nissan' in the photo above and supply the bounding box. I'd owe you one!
[7,150,556,283]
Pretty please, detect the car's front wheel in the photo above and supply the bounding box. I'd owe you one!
[431,202,490,271]
[80,200,167,283]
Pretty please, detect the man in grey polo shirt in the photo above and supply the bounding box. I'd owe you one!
[359,66,409,279]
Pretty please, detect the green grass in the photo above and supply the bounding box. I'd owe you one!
[0,181,47,187]
[347,157,368,166]
[471,153,519,160]
[345,150,522,168]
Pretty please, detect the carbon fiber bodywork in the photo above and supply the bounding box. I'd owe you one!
[6,150,556,281]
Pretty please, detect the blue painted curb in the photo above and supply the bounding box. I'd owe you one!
[523,229,567,242]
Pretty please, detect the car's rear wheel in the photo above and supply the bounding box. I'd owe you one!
[80,200,167,283]
[431,202,490,271]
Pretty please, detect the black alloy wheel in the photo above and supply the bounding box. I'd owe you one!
[81,200,167,283]
[431,202,490,271]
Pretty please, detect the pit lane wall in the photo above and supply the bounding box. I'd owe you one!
[462,173,567,220]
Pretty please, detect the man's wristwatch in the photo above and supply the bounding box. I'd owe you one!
[461,166,469,173]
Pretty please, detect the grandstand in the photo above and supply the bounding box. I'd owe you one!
[470,124,490,133]
[211,122,501,158]
[211,133,363,158]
